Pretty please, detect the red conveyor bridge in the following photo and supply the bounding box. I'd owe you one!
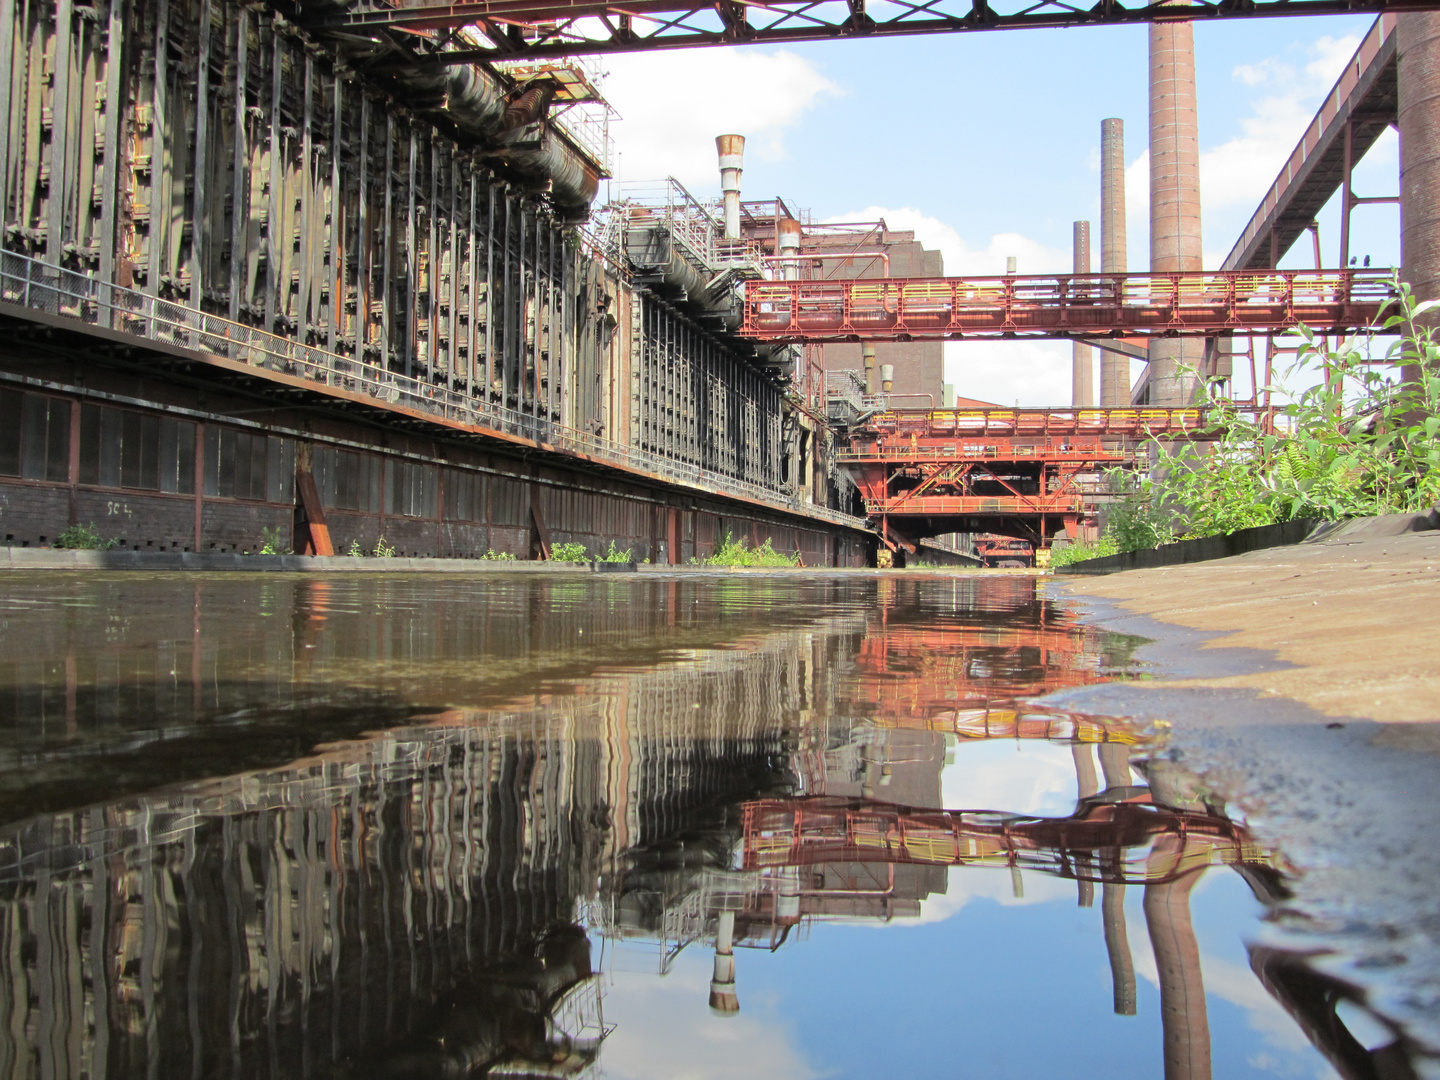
[740,268,1390,343]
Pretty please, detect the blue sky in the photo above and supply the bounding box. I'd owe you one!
[598,15,1399,405]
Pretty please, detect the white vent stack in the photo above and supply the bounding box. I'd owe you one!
[716,134,746,240]
[880,363,895,393]
[863,343,876,394]
[709,910,739,1015]
[778,217,802,280]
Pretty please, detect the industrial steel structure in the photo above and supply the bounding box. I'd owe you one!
[302,0,1440,60]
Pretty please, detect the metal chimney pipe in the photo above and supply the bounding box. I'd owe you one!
[1100,118,1129,408]
[880,363,895,393]
[716,134,745,240]
[1148,16,1204,405]
[777,217,802,280]
[862,342,876,394]
[1072,221,1094,408]
[709,909,739,1015]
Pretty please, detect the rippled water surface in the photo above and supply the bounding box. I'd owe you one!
[0,572,1387,1078]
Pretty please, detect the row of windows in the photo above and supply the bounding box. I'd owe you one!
[80,405,196,494]
[3,390,552,524]
[0,389,69,482]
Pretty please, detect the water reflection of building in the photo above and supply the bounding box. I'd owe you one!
[0,575,1409,1079]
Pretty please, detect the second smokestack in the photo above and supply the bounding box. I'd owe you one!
[1100,117,1129,408]
[716,134,745,240]
[1072,221,1094,408]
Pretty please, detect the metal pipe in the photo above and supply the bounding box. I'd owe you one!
[716,133,744,240]
[862,342,876,395]
[776,217,802,281]
[1100,117,1129,407]
[709,909,738,1014]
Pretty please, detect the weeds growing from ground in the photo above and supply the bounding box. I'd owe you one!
[53,523,117,550]
[690,534,801,567]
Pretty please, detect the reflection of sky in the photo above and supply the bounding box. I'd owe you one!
[940,738,1092,817]
[598,867,1339,1080]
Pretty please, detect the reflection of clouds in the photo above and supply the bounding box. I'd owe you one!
[911,865,1076,925]
[599,951,821,1080]
[941,739,1079,817]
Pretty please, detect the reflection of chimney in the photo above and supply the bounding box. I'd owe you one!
[716,134,745,240]
[709,910,739,1015]
[1145,866,1212,1080]
[1098,742,1132,792]
[1072,744,1098,907]
[863,343,877,395]
[1100,118,1129,408]
[1104,882,1138,1015]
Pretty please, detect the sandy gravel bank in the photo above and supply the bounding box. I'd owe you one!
[1053,524,1440,725]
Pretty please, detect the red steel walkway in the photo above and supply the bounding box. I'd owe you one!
[740,269,1390,343]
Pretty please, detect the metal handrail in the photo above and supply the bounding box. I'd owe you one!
[0,251,867,531]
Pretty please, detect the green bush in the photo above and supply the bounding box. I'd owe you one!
[259,526,290,555]
[53,522,116,550]
[598,541,633,563]
[1049,535,1119,567]
[1143,275,1440,535]
[479,549,516,561]
[690,533,801,567]
[550,541,589,563]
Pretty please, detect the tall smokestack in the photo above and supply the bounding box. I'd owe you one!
[862,342,877,395]
[1100,118,1129,407]
[1072,221,1094,408]
[1148,18,1204,406]
[716,134,745,240]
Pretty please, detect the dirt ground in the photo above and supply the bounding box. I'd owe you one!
[1053,523,1440,728]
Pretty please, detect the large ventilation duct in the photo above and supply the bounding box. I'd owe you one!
[717,135,745,239]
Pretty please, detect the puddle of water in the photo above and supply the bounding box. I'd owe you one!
[0,572,1410,1078]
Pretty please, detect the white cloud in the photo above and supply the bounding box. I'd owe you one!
[823,205,1071,277]
[601,50,840,189]
[599,952,821,1080]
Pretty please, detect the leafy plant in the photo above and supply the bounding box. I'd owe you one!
[1142,275,1440,535]
[480,548,516,561]
[550,541,589,563]
[598,540,633,563]
[1049,535,1118,567]
[690,533,801,567]
[259,526,290,555]
[54,522,117,550]
[347,539,364,558]
[373,537,396,558]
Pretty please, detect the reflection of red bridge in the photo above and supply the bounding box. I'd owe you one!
[741,269,1388,343]
[741,796,1268,886]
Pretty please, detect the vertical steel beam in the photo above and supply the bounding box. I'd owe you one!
[483,180,494,401]
[356,93,370,356]
[49,0,76,266]
[406,124,417,377]
[327,72,342,350]
[229,6,248,321]
[380,112,393,367]
[466,165,477,399]
[427,134,438,382]
[264,19,282,329]
[97,0,126,290]
[296,52,312,339]
[191,0,212,306]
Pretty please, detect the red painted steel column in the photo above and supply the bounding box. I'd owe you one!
[1100,118,1130,407]
[1148,16,1204,406]
[1399,14,1440,385]
[1072,221,1094,407]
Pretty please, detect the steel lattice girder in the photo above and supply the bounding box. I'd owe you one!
[740,268,1392,344]
[302,0,1440,62]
